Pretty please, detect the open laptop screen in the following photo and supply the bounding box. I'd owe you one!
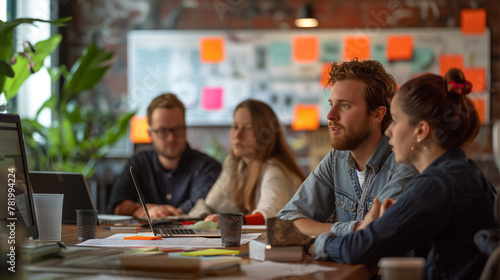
[29,171,96,224]
[0,114,38,239]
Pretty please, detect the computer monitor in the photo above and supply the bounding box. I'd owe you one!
[0,113,38,239]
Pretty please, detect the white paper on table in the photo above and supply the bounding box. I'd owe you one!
[76,233,261,249]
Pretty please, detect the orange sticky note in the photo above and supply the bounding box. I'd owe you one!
[386,36,413,61]
[439,54,464,77]
[200,37,225,63]
[469,96,487,125]
[320,62,332,87]
[463,67,486,92]
[130,116,151,144]
[123,235,162,240]
[292,104,320,131]
[343,36,370,61]
[293,36,319,62]
[461,9,486,35]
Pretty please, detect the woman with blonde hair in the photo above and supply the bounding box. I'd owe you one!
[189,99,305,225]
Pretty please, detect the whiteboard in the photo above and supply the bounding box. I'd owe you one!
[128,28,490,126]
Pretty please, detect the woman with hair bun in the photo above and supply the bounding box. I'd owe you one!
[306,68,497,280]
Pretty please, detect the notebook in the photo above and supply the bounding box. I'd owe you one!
[0,113,39,239]
[129,166,220,237]
[29,171,133,224]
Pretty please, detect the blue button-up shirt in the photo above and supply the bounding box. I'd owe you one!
[277,135,418,235]
[314,149,497,280]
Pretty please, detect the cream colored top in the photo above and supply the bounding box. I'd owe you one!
[188,156,303,222]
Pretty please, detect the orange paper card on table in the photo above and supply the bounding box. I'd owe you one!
[124,236,162,240]
[386,36,413,61]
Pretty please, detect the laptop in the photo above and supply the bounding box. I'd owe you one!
[0,113,38,239]
[29,171,95,224]
[129,166,220,237]
[29,171,133,224]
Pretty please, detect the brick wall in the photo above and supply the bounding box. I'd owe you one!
[58,0,500,186]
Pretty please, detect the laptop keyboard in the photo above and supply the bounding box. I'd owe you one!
[156,228,197,236]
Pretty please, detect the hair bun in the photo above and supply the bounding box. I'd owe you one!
[446,80,472,96]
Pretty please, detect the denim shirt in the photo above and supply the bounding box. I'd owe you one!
[314,149,497,280]
[276,135,418,236]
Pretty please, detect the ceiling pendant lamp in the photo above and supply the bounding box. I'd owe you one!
[295,2,318,28]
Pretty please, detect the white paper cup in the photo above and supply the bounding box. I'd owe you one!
[378,257,426,280]
[32,193,64,241]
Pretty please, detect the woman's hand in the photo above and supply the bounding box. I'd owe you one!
[204,214,220,225]
[354,198,396,231]
[380,198,396,216]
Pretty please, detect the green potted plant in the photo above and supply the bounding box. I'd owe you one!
[0,18,135,177]
[0,17,69,105]
[21,40,135,177]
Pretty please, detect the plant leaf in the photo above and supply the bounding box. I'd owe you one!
[0,17,70,65]
[20,118,48,170]
[0,61,13,93]
[63,41,114,100]
[59,117,78,154]
[0,60,14,77]
[47,65,68,82]
[102,112,136,144]
[0,17,70,97]
[0,21,15,62]
[0,17,70,37]
[3,34,62,100]
[35,94,57,118]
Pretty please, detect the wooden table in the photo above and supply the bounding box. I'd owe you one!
[58,224,376,280]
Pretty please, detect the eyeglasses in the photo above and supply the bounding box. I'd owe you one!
[149,126,185,138]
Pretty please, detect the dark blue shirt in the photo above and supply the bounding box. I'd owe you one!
[315,149,496,280]
[108,144,222,214]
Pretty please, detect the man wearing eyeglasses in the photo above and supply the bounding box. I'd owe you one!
[108,93,222,218]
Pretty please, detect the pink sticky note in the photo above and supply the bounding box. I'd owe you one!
[201,87,223,110]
